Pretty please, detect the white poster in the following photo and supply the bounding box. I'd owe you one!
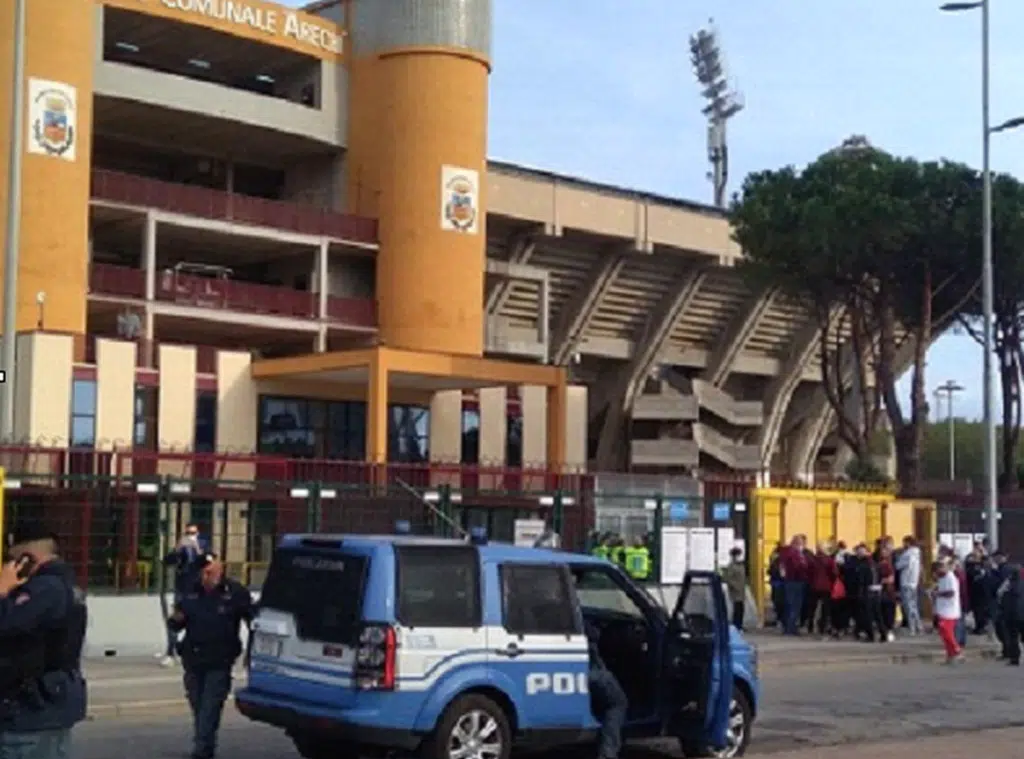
[688,527,717,572]
[938,533,953,551]
[27,78,77,161]
[733,538,747,561]
[716,527,736,568]
[440,165,480,234]
[660,526,689,585]
[513,518,545,547]
[952,533,974,560]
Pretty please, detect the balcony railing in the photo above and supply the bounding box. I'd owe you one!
[77,335,218,373]
[89,263,377,328]
[90,169,379,245]
[156,268,317,319]
[89,263,146,299]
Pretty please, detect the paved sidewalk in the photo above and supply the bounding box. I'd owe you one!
[759,727,1024,758]
[747,629,1000,671]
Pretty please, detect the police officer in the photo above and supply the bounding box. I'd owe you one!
[168,554,253,759]
[0,528,87,759]
[591,533,611,560]
[624,538,651,581]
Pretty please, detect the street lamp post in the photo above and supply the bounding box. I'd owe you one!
[940,0,1024,549]
[0,0,27,442]
[934,380,965,480]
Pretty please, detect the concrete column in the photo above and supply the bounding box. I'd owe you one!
[366,351,389,465]
[143,213,157,301]
[317,240,328,319]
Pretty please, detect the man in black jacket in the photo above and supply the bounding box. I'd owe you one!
[0,529,87,759]
[169,554,252,759]
[584,621,627,759]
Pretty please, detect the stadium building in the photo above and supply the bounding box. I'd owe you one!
[0,0,897,566]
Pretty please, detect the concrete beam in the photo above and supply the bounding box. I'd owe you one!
[485,231,537,315]
[550,251,626,366]
[593,264,709,468]
[701,287,778,387]
[757,318,822,467]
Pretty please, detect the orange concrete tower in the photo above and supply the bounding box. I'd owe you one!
[346,0,491,357]
[0,0,94,336]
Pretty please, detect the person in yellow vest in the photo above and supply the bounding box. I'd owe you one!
[611,536,628,568]
[625,538,651,581]
[591,533,611,560]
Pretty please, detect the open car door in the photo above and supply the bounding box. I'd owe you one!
[661,570,733,750]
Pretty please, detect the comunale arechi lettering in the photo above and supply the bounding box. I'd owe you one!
[159,0,343,54]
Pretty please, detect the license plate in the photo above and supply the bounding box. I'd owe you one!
[253,634,282,658]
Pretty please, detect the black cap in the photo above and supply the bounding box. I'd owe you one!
[195,553,218,568]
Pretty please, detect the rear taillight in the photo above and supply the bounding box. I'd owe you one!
[355,623,396,690]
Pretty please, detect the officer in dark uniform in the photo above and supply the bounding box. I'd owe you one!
[168,554,253,759]
[0,528,87,759]
[584,620,628,759]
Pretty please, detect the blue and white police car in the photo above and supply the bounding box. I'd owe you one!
[235,533,760,758]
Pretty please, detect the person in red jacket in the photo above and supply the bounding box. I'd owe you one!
[779,535,808,635]
[807,542,838,636]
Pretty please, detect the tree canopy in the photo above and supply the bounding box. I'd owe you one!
[729,136,1024,492]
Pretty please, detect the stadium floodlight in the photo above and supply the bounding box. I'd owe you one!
[689,19,744,208]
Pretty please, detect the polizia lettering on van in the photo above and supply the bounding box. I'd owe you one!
[525,672,589,696]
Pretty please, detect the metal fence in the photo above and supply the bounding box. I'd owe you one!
[935,497,1024,558]
[0,471,596,595]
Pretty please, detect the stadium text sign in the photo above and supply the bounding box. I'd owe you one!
[156,0,344,55]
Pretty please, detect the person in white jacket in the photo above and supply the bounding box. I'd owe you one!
[895,536,923,635]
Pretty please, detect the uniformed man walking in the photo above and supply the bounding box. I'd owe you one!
[0,528,87,759]
[168,554,253,759]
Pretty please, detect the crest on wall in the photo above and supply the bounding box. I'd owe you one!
[28,79,77,161]
[440,166,480,234]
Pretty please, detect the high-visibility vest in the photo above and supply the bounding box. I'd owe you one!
[592,545,610,560]
[626,547,651,580]
[612,546,627,566]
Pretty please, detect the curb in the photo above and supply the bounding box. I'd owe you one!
[760,647,999,672]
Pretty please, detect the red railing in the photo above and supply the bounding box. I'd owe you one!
[76,334,218,373]
[156,268,318,319]
[89,263,378,329]
[89,263,146,299]
[90,169,379,245]
[326,295,377,326]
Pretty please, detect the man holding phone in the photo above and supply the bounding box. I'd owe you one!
[161,523,208,668]
[0,528,87,759]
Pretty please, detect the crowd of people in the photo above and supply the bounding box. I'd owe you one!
[768,534,1024,665]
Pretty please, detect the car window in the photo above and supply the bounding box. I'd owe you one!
[675,575,717,636]
[395,546,482,628]
[572,567,646,620]
[501,563,580,635]
[260,549,368,644]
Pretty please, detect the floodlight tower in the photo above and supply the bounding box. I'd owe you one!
[689,19,744,208]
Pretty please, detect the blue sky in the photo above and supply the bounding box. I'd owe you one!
[303,0,1023,419]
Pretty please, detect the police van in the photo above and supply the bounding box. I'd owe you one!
[235,534,759,759]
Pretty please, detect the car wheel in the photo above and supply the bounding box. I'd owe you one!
[291,734,360,759]
[424,693,512,759]
[679,687,752,758]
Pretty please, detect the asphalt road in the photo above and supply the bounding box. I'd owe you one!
[72,658,1024,758]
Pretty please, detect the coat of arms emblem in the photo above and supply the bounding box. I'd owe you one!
[443,174,478,232]
[31,89,75,158]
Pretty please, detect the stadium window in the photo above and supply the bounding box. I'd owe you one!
[506,412,523,468]
[194,391,217,453]
[134,386,159,450]
[70,379,97,447]
[388,405,430,463]
[461,407,480,464]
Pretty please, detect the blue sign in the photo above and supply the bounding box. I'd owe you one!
[712,502,731,521]
[668,500,689,521]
